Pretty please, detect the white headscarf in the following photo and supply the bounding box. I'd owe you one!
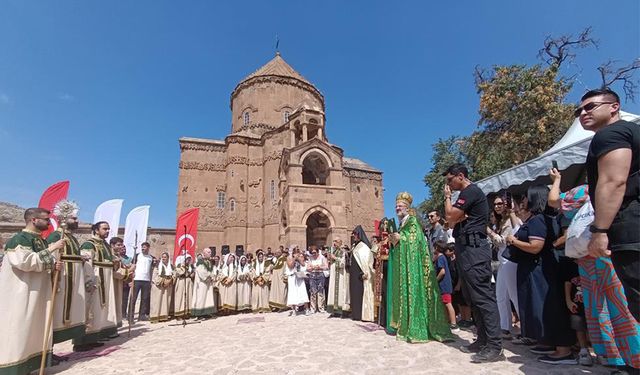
[238,255,251,276]
[175,253,192,266]
[222,254,236,277]
[157,254,173,276]
[254,251,265,276]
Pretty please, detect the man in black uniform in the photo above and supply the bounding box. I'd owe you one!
[443,163,503,363]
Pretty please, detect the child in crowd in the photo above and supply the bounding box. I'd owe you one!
[433,241,458,331]
[560,257,593,366]
[445,243,473,328]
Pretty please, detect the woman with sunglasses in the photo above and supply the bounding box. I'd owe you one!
[487,196,522,340]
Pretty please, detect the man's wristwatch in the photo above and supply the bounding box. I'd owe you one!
[589,225,609,234]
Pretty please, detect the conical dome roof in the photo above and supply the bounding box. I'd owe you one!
[239,52,313,86]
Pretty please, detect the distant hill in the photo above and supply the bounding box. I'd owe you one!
[0,202,25,223]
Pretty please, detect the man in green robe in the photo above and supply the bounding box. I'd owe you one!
[388,192,452,343]
[47,204,88,359]
[72,222,118,351]
[0,208,64,374]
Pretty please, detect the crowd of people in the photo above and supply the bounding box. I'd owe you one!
[0,88,637,375]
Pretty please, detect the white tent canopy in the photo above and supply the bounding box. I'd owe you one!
[477,111,640,195]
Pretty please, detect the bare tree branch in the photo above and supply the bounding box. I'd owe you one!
[538,27,598,68]
[473,65,489,88]
[598,59,640,102]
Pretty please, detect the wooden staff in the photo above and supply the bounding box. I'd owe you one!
[39,227,64,375]
[128,231,139,337]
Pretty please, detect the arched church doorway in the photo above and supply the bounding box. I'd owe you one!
[306,211,331,248]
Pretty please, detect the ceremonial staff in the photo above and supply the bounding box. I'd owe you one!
[39,201,76,375]
[128,231,138,337]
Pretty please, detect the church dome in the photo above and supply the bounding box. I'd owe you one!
[229,53,324,135]
[238,52,314,87]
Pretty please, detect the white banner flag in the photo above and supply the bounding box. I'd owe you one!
[124,205,150,258]
[93,199,124,242]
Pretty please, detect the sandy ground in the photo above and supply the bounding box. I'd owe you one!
[48,312,611,375]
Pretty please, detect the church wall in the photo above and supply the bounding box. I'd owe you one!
[344,170,384,238]
[177,142,227,251]
[224,140,250,250]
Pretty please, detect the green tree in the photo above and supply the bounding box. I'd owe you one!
[418,136,468,217]
[466,64,575,180]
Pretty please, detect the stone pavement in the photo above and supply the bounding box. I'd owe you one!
[50,312,610,375]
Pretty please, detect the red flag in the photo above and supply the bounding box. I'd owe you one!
[374,219,381,237]
[174,208,199,261]
[38,181,70,239]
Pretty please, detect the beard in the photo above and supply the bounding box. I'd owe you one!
[66,222,79,230]
[35,221,50,231]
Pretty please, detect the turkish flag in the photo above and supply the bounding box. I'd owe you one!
[38,181,70,239]
[174,208,199,261]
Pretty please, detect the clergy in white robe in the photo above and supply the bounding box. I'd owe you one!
[150,252,173,323]
[0,209,63,375]
[350,226,375,322]
[73,222,118,351]
[173,254,194,318]
[192,248,217,319]
[236,256,252,312]
[251,250,271,313]
[268,250,288,311]
[327,241,350,316]
[219,254,238,312]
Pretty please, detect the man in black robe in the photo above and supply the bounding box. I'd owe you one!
[348,225,372,321]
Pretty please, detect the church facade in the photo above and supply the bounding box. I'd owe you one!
[176,53,384,253]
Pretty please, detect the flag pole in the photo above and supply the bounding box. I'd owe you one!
[128,230,138,337]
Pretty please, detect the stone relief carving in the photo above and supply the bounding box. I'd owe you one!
[180,142,226,153]
[200,208,225,229]
[248,178,262,188]
[236,123,277,133]
[344,169,383,181]
[179,161,225,171]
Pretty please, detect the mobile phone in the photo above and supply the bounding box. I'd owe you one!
[552,160,559,170]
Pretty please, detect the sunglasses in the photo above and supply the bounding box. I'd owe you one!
[574,102,614,118]
[494,202,504,206]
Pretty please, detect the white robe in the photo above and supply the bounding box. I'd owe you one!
[0,231,55,374]
[192,261,217,317]
[352,242,375,322]
[327,248,350,314]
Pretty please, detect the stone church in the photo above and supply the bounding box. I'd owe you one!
[177,53,384,253]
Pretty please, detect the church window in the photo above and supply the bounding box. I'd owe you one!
[302,152,329,186]
[229,199,236,212]
[270,180,276,201]
[217,192,226,209]
[244,112,250,126]
[283,111,290,123]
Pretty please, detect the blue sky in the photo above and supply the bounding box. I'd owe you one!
[1,0,638,228]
